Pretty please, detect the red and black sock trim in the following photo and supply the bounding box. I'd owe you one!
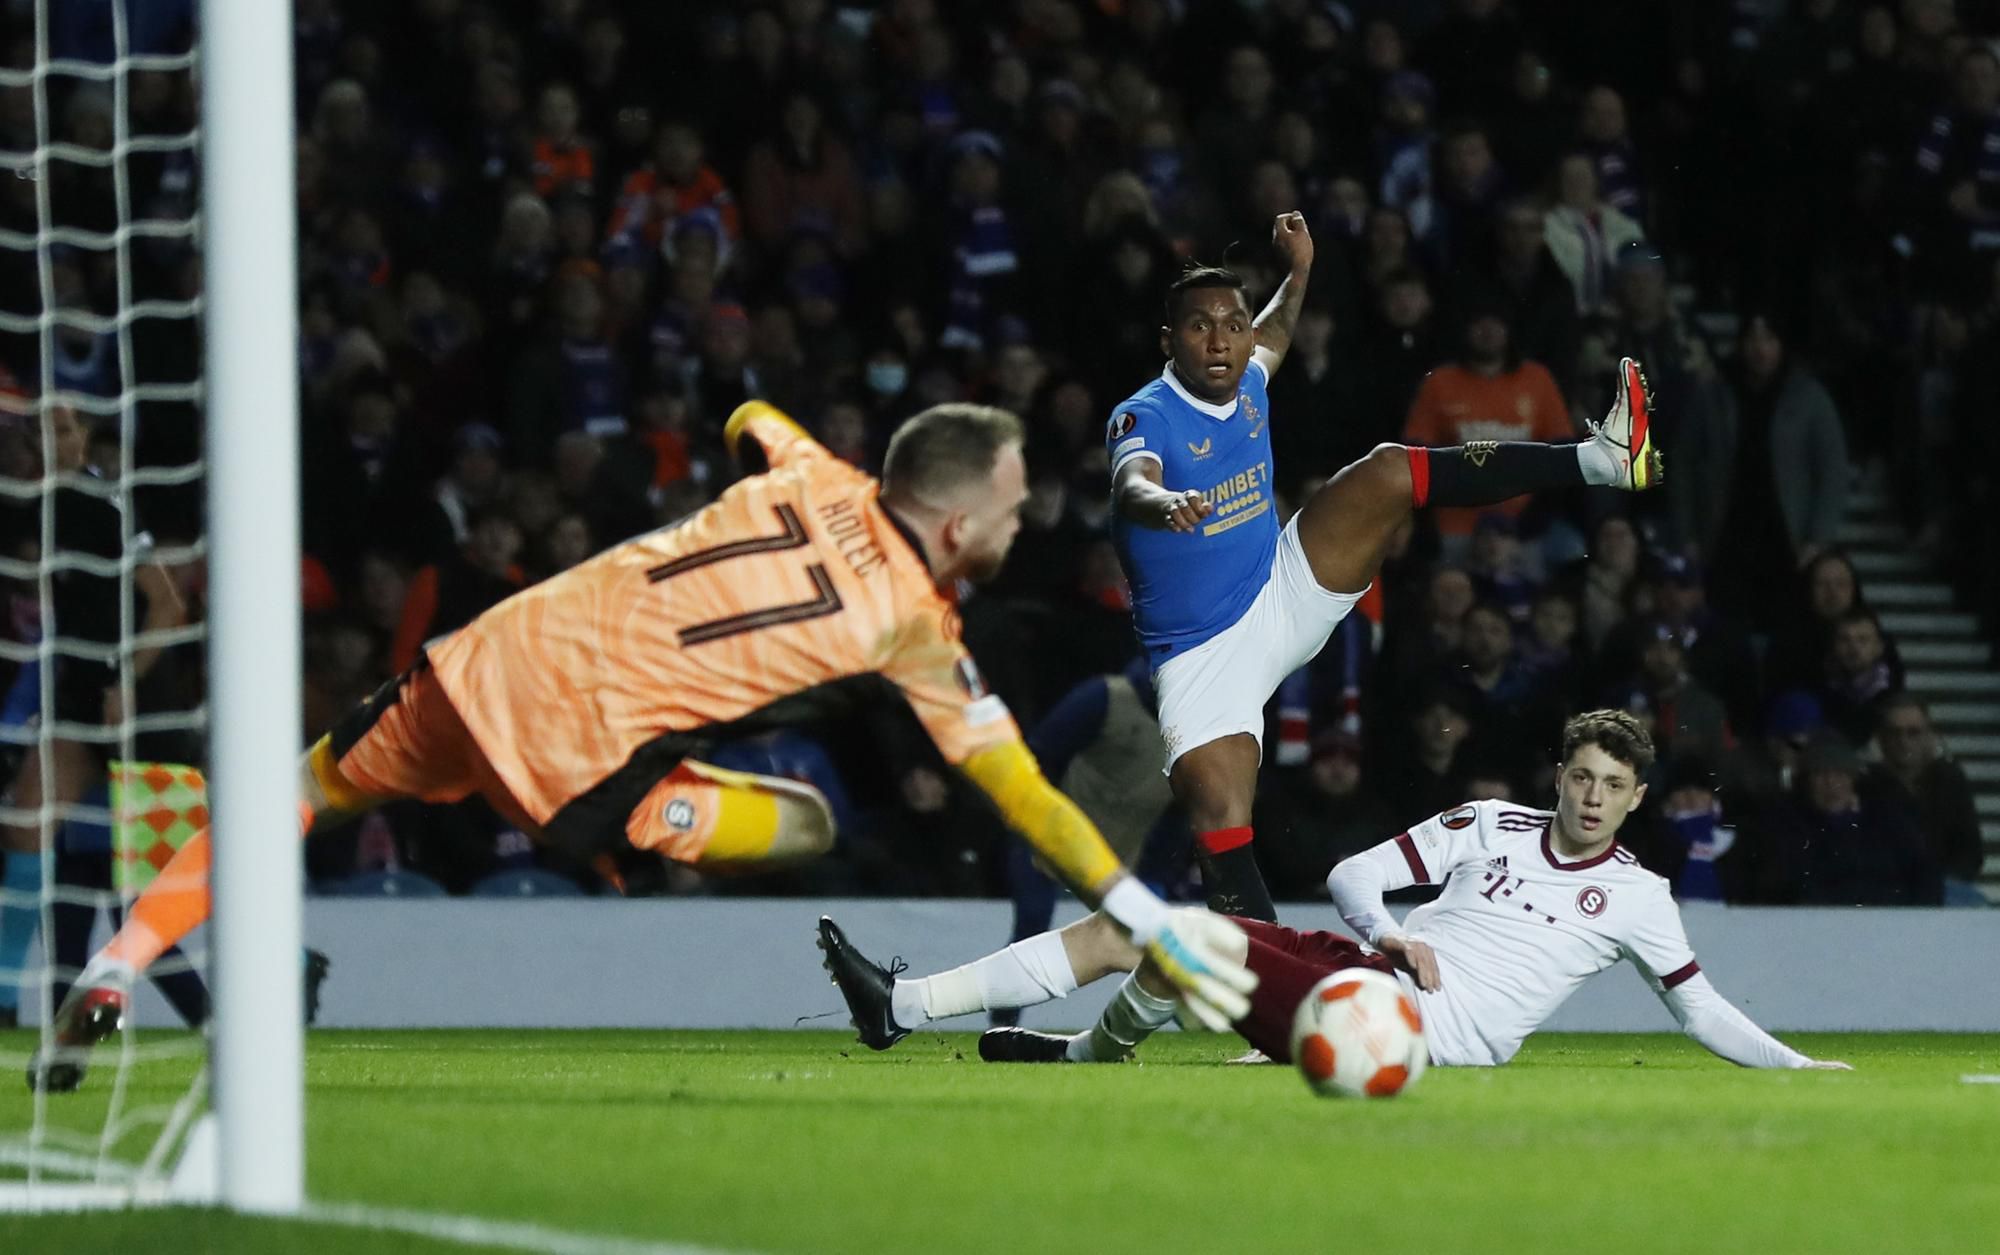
[1197,826,1254,855]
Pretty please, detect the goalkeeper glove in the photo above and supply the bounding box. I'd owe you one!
[1147,908,1257,1031]
[1101,879,1257,1031]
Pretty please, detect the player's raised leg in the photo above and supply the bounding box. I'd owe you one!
[1295,358,1657,596]
[817,911,1138,1049]
[27,752,331,1092]
[29,665,468,1092]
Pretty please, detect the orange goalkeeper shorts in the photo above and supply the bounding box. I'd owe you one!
[327,658,539,834]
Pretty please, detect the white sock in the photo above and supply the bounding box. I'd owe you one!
[1576,439,1621,486]
[892,932,1080,1029]
[78,952,134,992]
[1065,973,1177,1062]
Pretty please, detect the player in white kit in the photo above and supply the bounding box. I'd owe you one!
[818,710,1850,1071]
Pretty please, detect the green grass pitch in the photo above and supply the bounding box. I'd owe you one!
[3,1029,1998,1254]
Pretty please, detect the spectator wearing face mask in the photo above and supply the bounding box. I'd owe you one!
[858,347,911,426]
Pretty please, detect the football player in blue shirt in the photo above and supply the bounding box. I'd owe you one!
[1107,212,1658,920]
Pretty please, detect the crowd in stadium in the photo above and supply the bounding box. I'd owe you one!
[1,0,1995,907]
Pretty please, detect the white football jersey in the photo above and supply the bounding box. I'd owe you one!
[1342,800,1701,1067]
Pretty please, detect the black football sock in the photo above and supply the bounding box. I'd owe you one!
[1407,443,1587,509]
[1195,827,1277,923]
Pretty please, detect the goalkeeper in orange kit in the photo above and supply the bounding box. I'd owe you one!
[32,401,1256,1090]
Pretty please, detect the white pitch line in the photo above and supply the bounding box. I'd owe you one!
[301,1200,748,1255]
[1961,1074,2000,1085]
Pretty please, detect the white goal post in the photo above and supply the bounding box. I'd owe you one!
[0,0,302,1215]
[200,0,303,1216]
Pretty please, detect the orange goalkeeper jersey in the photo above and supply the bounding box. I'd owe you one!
[423,405,1021,851]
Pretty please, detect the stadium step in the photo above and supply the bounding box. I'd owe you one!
[1861,581,1956,607]
[1933,701,2000,727]
[1906,670,2000,695]
[1845,477,1892,508]
[1848,549,1929,576]
[1901,640,1992,666]
[1896,667,2000,695]
[1980,794,2000,819]
[1836,518,1904,546]
[1966,761,2000,784]
[1951,734,2000,756]
[1879,611,1980,637]
[1984,821,2000,846]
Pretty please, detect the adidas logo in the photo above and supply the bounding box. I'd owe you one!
[1486,856,1509,872]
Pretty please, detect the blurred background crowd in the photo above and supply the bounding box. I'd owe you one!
[0,0,1995,908]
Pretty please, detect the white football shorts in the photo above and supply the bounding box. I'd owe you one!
[1152,514,1366,773]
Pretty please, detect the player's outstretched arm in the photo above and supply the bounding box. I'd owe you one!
[1113,458,1213,532]
[1250,211,1313,378]
[959,741,1255,1028]
[1625,890,1849,1070]
[1657,973,1850,1070]
[722,399,820,472]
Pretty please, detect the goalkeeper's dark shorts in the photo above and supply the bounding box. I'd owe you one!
[1228,917,1398,1064]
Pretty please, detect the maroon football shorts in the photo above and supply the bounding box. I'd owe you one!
[1229,916,1398,1062]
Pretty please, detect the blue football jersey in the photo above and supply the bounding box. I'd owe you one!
[1107,359,1279,659]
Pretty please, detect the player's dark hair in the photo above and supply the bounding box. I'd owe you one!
[1561,709,1655,776]
[1162,263,1247,327]
[881,402,1025,504]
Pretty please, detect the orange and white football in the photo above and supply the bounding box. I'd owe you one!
[1290,967,1428,1098]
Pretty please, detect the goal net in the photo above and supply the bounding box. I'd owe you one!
[0,0,302,1212]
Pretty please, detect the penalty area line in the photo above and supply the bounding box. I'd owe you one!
[301,1200,747,1255]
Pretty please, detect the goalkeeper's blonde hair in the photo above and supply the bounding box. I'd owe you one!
[880,404,1024,508]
